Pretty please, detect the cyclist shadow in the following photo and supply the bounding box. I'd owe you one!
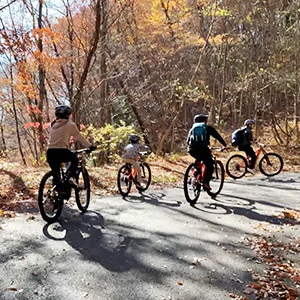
[42,209,136,272]
[123,191,182,208]
[195,193,300,225]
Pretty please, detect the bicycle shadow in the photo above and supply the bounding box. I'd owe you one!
[42,209,139,272]
[122,191,182,208]
[191,193,300,225]
[226,178,300,191]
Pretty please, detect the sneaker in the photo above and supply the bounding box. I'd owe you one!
[68,177,78,188]
[247,168,255,175]
[203,182,211,191]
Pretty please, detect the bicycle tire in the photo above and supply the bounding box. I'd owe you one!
[117,164,132,197]
[38,171,63,223]
[183,163,201,204]
[259,153,283,176]
[137,162,151,192]
[226,154,247,179]
[207,160,225,198]
[75,166,90,212]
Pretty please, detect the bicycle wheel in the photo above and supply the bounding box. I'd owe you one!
[117,164,132,197]
[259,153,283,176]
[226,154,247,179]
[184,163,201,204]
[137,162,151,192]
[207,160,225,198]
[38,171,63,223]
[75,166,90,212]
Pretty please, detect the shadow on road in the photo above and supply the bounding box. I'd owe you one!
[42,209,140,272]
[226,177,300,191]
[122,191,182,208]
[190,192,300,225]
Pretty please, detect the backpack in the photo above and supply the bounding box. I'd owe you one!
[189,122,208,147]
[231,128,244,146]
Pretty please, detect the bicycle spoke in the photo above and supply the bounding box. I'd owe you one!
[75,167,90,212]
[184,163,201,204]
[226,155,247,179]
[38,172,63,223]
[208,160,224,197]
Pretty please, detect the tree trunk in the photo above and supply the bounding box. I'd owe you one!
[10,63,26,165]
[0,109,6,152]
[72,0,102,126]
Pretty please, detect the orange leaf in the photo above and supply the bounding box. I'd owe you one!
[293,275,300,282]
[249,282,261,290]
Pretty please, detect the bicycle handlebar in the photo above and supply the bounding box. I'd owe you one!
[139,151,152,156]
[210,146,227,152]
[73,146,98,155]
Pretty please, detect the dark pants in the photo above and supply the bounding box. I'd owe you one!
[47,148,78,178]
[188,147,214,184]
[238,145,256,169]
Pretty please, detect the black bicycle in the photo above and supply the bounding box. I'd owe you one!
[117,151,152,197]
[183,147,225,204]
[38,148,94,223]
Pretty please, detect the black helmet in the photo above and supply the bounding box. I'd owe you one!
[194,114,208,123]
[55,105,72,119]
[244,119,255,126]
[129,134,140,143]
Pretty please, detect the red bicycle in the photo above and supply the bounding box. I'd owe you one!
[117,151,151,197]
[183,147,225,204]
[226,143,283,179]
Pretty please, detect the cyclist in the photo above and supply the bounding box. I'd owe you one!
[47,105,96,186]
[122,134,150,188]
[235,119,256,174]
[187,114,227,190]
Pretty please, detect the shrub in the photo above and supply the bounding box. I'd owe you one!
[81,123,140,165]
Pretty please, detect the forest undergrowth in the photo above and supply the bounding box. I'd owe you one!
[0,145,299,214]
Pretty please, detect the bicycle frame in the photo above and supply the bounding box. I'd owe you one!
[126,155,147,182]
[196,161,207,184]
[247,144,267,168]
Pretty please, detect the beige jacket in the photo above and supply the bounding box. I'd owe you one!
[48,119,90,149]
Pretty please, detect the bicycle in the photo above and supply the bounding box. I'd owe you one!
[117,151,152,197]
[226,143,283,179]
[183,147,225,204]
[38,148,95,223]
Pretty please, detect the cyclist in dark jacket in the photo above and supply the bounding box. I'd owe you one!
[187,114,227,190]
[237,119,256,174]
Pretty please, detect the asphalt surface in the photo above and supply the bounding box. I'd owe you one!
[0,173,300,300]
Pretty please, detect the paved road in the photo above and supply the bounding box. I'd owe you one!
[1,173,300,300]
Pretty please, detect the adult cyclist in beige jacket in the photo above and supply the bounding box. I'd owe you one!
[47,105,95,186]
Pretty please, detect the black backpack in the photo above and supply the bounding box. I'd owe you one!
[231,128,244,146]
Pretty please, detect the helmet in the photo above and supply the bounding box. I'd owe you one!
[244,119,255,126]
[194,114,208,123]
[129,134,140,143]
[55,105,72,119]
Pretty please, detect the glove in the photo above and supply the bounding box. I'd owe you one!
[86,145,97,153]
